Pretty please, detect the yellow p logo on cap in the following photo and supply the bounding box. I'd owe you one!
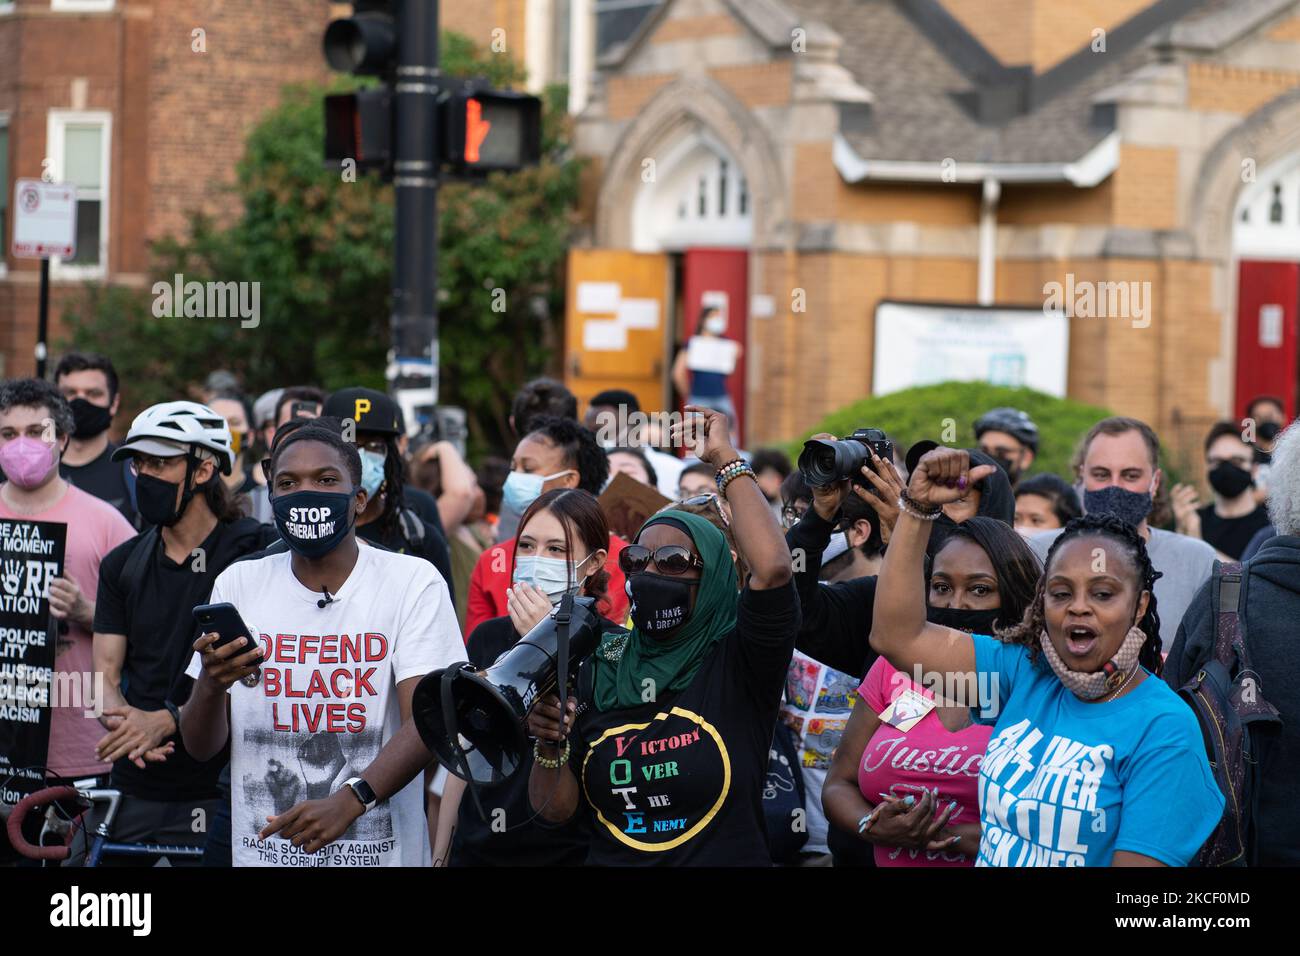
[354,398,372,421]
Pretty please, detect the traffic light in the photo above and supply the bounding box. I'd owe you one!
[323,1,396,76]
[442,86,542,174]
[324,89,392,174]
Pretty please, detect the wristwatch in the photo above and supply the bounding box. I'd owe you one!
[162,700,182,736]
[343,776,379,813]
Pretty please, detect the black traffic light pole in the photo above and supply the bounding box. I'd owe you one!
[392,0,442,402]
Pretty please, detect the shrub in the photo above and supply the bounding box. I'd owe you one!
[785,382,1116,481]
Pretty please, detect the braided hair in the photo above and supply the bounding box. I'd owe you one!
[997,513,1164,676]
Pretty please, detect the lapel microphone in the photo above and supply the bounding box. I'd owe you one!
[318,586,334,609]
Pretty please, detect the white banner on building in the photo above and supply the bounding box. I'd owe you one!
[872,301,1069,398]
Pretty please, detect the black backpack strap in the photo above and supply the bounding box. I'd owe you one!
[398,508,425,546]
[119,527,159,598]
[113,527,158,634]
[1210,561,1242,668]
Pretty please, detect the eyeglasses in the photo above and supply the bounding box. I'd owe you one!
[669,493,730,528]
[619,544,705,577]
[781,505,806,529]
[130,455,185,476]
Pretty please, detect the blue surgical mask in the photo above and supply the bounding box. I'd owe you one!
[502,469,575,515]
[360,448,386,498]
[513,552,592,604]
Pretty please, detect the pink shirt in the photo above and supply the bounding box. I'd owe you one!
[0,482,136,777]
[856,656,991,867]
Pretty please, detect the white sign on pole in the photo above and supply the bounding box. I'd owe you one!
[872,301,1070,398]
[12,179,78,259]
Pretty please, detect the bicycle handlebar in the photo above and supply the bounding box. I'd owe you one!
[6,786,79,861]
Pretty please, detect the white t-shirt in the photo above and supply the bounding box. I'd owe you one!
[186,542,463,867]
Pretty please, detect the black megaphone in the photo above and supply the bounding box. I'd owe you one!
[411,595,604,786]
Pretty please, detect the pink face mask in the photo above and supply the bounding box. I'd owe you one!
[0,436,59,490]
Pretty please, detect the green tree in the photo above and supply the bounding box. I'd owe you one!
[63,32,582,457]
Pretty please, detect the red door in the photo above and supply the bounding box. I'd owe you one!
[1236,261,1299,419]
[681,249,749,445]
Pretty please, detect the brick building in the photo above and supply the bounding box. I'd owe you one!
[0,0,335,378]
[560,0,1300,466]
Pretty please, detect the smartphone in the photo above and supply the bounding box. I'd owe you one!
[290,401,319,421]
[193,602,256,654]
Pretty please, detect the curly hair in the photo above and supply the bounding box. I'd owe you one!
[0,378,75,437]
[996,513,1164,675]
[525,415,609,495]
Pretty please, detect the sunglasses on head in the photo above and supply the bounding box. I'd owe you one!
[619,544,705,577]
[663,493,730,528]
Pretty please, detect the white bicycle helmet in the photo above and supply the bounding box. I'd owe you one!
[111,400,237,475]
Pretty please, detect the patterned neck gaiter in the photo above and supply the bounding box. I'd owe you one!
[1038,625,1147,700]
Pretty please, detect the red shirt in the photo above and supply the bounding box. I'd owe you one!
[464,532,630,639]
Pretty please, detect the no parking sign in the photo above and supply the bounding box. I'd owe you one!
[11,178,77,259]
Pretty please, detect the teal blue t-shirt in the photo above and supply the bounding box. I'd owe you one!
[970,633,1224,867]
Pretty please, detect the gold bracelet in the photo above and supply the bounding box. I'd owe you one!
[533,739,571,770]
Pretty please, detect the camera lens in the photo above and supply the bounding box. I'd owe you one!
[798,438,869,486]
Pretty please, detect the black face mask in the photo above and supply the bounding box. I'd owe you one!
[135,473,191,527]
[1207,461,1253,499]
[271,490,355,559]
[1258,421,1282,442]
[991,454,1020,485]
[626,572,696,638]
[927,604,1002,635]
[1082,485,1152,528]
[70,398,112,440]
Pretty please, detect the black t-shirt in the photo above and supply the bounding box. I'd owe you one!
[60,441,138,528]
[449,615,592,866]
[403,486,446,539]
[94,517,273,800]
[1197,504,1271,560]
[356,508,456,608]
[786,509,878,678]
[568,580,799,866]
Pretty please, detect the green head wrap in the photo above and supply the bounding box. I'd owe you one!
[592,510,738,711]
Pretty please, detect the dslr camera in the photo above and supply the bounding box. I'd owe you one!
[798,428,894,489]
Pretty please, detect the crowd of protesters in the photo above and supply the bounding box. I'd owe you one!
[0,345,1294,868]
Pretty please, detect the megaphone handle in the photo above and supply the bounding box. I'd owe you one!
[440,665,489,823]
[555,594,573,726]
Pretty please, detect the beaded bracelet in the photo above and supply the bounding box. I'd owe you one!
[715,458,755,495]
[533,739,571,769]
[897,491,943,521]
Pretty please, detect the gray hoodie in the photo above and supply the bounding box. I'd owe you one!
[1164,536,1300,866]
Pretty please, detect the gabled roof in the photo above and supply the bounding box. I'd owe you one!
[599,0,803,67]
[787,0,1224,173]
[1155,0,1297,53]
[597,0,1300,179]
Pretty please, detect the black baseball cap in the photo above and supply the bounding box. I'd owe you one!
[323,387,402,436]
